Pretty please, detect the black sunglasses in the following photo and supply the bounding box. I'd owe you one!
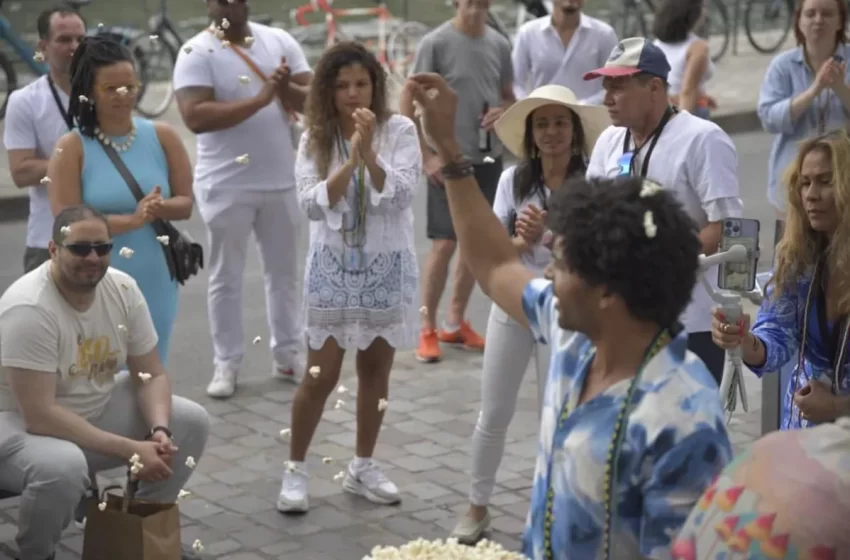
[63,242,113,257]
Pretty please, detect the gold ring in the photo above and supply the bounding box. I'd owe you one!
[721,323,728,333]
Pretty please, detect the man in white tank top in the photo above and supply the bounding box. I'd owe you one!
[173,0,313,399]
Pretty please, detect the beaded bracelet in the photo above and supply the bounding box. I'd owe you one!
[441,155,475,180]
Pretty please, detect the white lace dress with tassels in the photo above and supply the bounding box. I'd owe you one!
[295,114,422,351]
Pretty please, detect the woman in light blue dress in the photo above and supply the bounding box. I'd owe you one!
[47,36,193,365]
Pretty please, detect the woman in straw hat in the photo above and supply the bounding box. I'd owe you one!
[450,85,610,544]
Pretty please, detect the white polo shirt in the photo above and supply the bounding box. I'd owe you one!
[3,76,71,249]
[172,22,311,194]
[587,110,743,333]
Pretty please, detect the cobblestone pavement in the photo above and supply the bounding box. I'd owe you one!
[0,337,764,560]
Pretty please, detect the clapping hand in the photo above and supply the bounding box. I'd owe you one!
[135,186,162,225]
[352,108,376,159]
[515,204,547,245]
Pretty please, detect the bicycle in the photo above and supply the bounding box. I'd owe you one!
[612,0,731,63]
[292,0,429,83]
[97,0,183,118]
[743,0,794,54]
[484,0,551,46]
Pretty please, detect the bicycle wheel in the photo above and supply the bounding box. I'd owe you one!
[704,0,730,62]
[744,0,793,54]
[131,30,178,119]
[0,51,18,121]
[387,21,430,79]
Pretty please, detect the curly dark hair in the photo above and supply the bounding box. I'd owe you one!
[303,42,391,179]
[548,176,701,327]
[652,0,704,43]
[68,35,134,137]
[513,108,587,204]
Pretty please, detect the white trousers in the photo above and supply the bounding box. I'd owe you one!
[197,187,303,370]
[469,303,550,506]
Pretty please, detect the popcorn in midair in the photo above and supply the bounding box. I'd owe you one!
[185,456,196,469]
[119,247,134,258]
[130,453,140,463]
[284,460,296,473]
[337,385,348,395]
[221,18,231,29]
[643,211,657,239]
[60,225,71,236]
[149,34,159,41]
[183,46,193,54]
[279,428,291,437]
[129,453,144,475]
[137,372,152,383]
[55,148,63,154]
[78,95,88,103]
[33,51,45,62]
[239,75,250,84]
[40,176,50,185]
[252,335,262,345]
[483,156,495,164]
[333,471,345,481]
[334,399,345,409]
[377,398,388,412]
[308,365,321,378]
[178,489,191,500]
[221,40,231,49]
[419,306,427,315]
[98,501,107,511]
[235,154,249,164]
[116,86,128,96]
[322,457,333,464]
[192,539,204,554]
[640,180,663,198]
[245,36,255,46]
[118,324,127,333]
[157,235,169,246]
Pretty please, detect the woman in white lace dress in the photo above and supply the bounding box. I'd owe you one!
[277,42,421,513]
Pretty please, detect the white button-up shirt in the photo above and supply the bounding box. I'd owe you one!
[512,14,618,105]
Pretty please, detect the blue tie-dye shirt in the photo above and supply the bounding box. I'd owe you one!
[520,279,733,560]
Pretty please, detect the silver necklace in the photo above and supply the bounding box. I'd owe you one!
[95,123,137,152]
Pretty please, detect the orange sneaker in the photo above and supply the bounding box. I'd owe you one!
[438,321,485,352]
[416,328,442,363]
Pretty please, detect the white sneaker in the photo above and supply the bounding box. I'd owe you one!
[273,353,305,385]
[449,510,491,545]
[206,367,237,398]
[277,465,309,512]
[342,459,401,505]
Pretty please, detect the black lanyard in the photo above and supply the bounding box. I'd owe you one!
[621,106,677,178]
[47,75,73,131]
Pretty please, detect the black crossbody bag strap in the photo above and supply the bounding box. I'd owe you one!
[98,142,177,280]
[46,76,73,131]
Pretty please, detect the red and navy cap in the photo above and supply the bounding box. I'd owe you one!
[583,37,671,81]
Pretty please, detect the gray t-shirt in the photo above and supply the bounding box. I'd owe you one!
[413,21,513,164]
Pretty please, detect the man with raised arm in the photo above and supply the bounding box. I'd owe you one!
[0,205,208,560]
[173,0,312,398]
[403,73,731,559]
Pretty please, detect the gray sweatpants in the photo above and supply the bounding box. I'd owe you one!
[0,372,210,560]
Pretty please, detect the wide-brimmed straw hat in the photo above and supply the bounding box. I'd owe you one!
[494,85,611,159]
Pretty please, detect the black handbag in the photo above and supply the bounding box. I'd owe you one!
[99,141,203,285]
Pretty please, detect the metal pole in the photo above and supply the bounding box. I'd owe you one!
[731,0,741,56]
[760,219,786,434]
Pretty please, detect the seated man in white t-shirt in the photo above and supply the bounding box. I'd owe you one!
[173,0,312,399]
[583,37,743,386]
[0,205,209,560]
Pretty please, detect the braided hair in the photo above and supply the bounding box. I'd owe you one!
[68,35,134,137]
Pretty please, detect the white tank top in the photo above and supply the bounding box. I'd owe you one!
[654,33,714,95]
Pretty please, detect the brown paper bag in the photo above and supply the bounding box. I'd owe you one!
[81,474,182,560]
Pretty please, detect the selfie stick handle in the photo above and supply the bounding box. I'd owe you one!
[698,245,762,420]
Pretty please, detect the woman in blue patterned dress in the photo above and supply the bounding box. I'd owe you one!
[47,36,193,366]
[278,43,421,514]
[712,130,850,430]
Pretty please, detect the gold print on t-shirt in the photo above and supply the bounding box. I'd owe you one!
[68,336,120,385]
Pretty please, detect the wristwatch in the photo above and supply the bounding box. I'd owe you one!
[147,425,172,440]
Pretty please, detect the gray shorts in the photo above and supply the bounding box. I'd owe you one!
[23,247,50,274]
[426,158,503,240]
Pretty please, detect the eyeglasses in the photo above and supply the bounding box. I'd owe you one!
[63,242,113,257]
[616,151,635,177]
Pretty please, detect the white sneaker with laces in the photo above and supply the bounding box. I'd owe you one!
[273,352,305,384]
[342,459,401,505]
[277,465,309,512]
[206,367,237,398]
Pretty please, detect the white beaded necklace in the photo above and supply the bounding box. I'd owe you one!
[95,123,137,152]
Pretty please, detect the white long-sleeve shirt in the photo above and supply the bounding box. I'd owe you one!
[512,14,618,105]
